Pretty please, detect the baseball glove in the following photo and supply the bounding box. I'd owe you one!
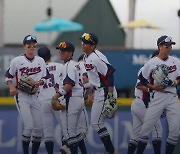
[152,64,169,85]
[17,75,38,95]
[51,99,66,111]
[102,93,118,119]
[84,94,94,107]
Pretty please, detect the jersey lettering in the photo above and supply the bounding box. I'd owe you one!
[85,64,94,71]
[19,67,41,76]
[47,65,56,72]
[168,65,176,73]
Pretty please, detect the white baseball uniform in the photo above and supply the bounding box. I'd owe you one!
[60,59,86,147]
[38,62,63,143]
[84,49,117,131]
[76,60,89,137]
[129,67,162,147]
[5,54,47,143]
[138,56,180,145]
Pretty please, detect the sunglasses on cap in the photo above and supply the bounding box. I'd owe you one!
[158,36,172,45]
[26,35,37,41]
[82,33,95,44]
[59,42,67,49]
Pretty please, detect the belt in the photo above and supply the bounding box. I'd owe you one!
[93,86,103,90]
[135,96,141,99]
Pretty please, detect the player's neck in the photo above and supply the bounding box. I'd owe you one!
[24,53,34,60]
[158,54,168,61]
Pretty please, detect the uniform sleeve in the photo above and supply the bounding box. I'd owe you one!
[5,58,18,82]
[95,57,115,87]
[94,58,108,76]
[63,62,75,87]
[141,62,151,80]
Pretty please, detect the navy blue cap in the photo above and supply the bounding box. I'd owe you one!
[56,41,75,52]
[37,46,51,62]
[157,35,176,46]
[23,35,37,45]
[79,32,98,45]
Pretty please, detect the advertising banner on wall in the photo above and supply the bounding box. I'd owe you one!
[0,48,180,89]
[0,109,169,154]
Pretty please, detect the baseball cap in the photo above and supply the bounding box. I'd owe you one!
[23,35,37,45]
[79,32,98,45]
[56,41,75,52]
[157,35,176,46]
[37,46,51,62]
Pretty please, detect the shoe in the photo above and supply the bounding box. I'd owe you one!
[104,149,119,154]
[60,145,71,154]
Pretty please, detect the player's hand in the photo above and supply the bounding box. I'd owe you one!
[10,86,18,95]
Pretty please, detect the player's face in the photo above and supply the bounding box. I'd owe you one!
[59,51,72,62]
[160,44,172,54]
[23,42,37,57]
[81,42,95,55]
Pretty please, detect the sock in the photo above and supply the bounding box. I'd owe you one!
[78,139,87,154]
[127,142,137,154]
[22,141,30,154]
[32,141,41,154]
[45,141,54,154]
[165,142,176,154]
[136,141,147,154]
[69,143,78,154]
[152,140,161,154]
[98,127,114,154]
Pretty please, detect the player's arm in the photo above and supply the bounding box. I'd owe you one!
[52,63,75,100]
[5,59,18,95]
[138,72,165,91]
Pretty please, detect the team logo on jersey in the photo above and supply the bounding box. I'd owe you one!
[85,64,94,71]
[168,65,176,73]
[19,67,41,76]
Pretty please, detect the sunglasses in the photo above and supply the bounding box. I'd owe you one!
[59,42,67,48]
[158,36,172,45]
[163,45,172,49]
[82,33,95,44]
[27,45,37,48]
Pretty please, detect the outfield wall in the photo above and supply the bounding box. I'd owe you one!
[0,105,170,154]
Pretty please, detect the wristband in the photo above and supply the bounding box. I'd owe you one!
[58,87,67,96]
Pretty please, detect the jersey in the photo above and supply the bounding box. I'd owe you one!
[84,49,115,88]
[60,59,84,97]
[141,56,180,94]
[5,54,47,85]
[38,62,63,101]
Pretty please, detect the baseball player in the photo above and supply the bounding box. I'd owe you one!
[79,32,118,154]
[37,46,63,154]
[127,69,162,154]
[52,41,88,154]
[5,35,47,154]
[127,50,163,154]
[136,35,180,154]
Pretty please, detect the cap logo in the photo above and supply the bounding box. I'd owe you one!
[158,36,172,45]
[59,42,67,48]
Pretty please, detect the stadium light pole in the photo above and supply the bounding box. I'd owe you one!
[125,0,136,49]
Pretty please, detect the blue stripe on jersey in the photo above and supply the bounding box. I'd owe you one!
[138,72,149,86]
[5,68,14,78]
[63,75,75,87]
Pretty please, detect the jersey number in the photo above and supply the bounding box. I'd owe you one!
[43,74,55,89]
